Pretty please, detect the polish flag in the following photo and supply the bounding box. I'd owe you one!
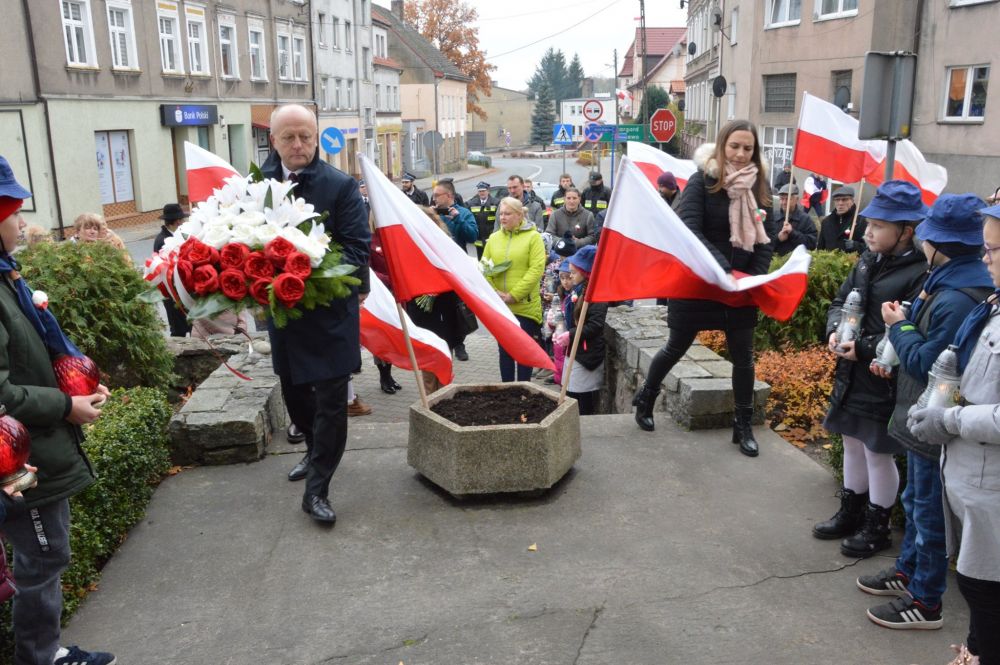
[588,156,811,322]
[361,274,453,385]
[794,93,880,183]
[359,155,555,371]
[184,141,241,204]
[801,175,829,210]
[627,141,696,191]
[863,139,948,206]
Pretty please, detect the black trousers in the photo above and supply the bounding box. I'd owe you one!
[280,374,350,499]
[645,327,756,408]
[957,572,1000,664]
[164,299,191,337]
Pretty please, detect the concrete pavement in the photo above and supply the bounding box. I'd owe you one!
[62,366,968,664]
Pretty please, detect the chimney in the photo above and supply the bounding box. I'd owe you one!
[391,0,404,21]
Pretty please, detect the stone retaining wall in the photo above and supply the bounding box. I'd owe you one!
[602,306,770,429]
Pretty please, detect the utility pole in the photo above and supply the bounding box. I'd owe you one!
[639,0,648,125]
[613,48,619,125]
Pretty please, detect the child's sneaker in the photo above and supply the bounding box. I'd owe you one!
[53,645,117,665]
[866,595,943,630]
[857,567,910,596]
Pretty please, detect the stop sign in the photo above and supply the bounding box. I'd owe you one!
[649,108,677,143]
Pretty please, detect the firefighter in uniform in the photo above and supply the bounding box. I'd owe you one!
[468,181,498,259]
[550,173,575,212]
[581,172,612,216]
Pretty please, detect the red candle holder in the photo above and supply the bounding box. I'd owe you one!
[0,405,35,493]
[52,354,100,397]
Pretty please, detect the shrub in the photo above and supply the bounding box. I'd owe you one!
[754,249,858,352]
[755,345,836,445]
[0,388,172,657]
[19,241,175,389]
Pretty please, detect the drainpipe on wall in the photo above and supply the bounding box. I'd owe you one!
[433,75,440,177]
[21,0,65,238]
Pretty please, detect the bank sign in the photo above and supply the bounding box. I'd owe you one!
[160,104,218,127]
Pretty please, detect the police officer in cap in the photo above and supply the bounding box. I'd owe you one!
[818,186,867,253]
[581,172,612,215]
[468,181,498,259]
[400,172,429,206]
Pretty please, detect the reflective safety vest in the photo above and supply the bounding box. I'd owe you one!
[582,186,611,213]
[469,197,498,242]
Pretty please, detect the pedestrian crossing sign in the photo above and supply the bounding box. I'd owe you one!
[552,123,574,145]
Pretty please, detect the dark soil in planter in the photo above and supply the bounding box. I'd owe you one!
[431,387,558,426]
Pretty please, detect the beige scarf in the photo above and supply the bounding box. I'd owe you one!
[723,162,768,251]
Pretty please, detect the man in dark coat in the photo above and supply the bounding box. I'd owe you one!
[153,203,192,337]
[400,171,429,206]
[261,104,370,525]
[771,183,818,255]
[468,181,498,259]
[818,186,867,252]
[773,160,792,191]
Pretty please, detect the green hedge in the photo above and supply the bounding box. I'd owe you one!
[755,249,858,351]
[19,241,175,389]
[1,387,171,658]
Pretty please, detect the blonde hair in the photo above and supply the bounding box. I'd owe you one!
[24,224,53,247]
[498,197,525,226]
[73,212,106,234]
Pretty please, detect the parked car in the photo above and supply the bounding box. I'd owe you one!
[466,151,491,167]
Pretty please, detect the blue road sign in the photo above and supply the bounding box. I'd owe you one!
[583,122,604,143]
[552,123,574,145]
[321,126,345,155]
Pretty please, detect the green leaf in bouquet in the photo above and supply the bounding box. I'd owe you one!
[248,162,264,183]
[313,263,358,279]
[135,287,165,304]
[184,292,237,323]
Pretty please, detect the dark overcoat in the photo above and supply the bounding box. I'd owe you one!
[261,150,371,385]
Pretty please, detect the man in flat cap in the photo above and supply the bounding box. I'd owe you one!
[818,186,867,253]
[770,183,818,256]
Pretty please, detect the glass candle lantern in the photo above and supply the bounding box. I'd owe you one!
[873,301,911,375]
[835,288,864,350]
[916,344,963,409]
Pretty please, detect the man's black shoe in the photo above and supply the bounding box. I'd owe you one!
[302,495,337,524]
[287,424,306,444]
[454,343,469,361]
[287,454,309,481]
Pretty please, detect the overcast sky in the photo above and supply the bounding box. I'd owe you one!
[374,0,688,91]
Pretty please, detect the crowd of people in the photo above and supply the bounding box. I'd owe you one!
[3,106,1000,664]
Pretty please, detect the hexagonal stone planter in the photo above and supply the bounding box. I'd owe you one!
[408,382,581,496]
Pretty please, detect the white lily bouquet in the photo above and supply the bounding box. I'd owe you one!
[478,257,512,277]
[143,165,359,328]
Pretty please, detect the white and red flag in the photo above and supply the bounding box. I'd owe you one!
[184,141,241,204]
[361,274,453,385]
[359,155,555,371]
[627,141,696,191]
[863,139,948,206]
[588,156,811,322]
[793,93,946,205]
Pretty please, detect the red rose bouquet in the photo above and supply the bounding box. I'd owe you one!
[143,171,360,327]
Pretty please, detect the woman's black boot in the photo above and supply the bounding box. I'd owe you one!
[812,488,868,540]
[732,405,759,457]
[632,385,660,432]
[378,363,397,394]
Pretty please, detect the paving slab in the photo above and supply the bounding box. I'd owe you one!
[62,415,967,665]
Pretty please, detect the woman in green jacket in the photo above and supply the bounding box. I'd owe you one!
[482,197,547,381]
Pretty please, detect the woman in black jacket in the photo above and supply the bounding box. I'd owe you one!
[632,120,774,457]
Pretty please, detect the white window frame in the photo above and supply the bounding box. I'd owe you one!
[375,84,381,110]
[347,79,354,109]
[248,17,267,81]
[728,82,737,119]
[276,24,291,80]
[321,77,330,109]
[948,0,996,6]
[218,14,239,79]
[334,78,343,109]
[331,17,340,49]
[184,4,209,75]
[292,27,307,81]
[157,3,184,74]
[362,47,371,80]
[814,0,859,21]
[62,0,98,67]
[730,7,739,45]
[942,64,990,122]
[765,0,802,28]
[317,12,327,48]
[106,1,138,70]
[762,126,796,185]
[345,20,353,52]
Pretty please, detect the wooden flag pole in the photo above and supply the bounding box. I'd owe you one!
[848,178,865,240]
[558,299,590,404]
[396,301,429,409]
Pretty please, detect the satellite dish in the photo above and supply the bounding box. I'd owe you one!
[677,99,686,112]
[712,75,728,98]
[687,42,697,56]
[834,85,851,111]
[711,7,723,29]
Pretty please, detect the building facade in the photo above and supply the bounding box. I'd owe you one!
[372,14,404,179]
[374,1,470,176]
[681,0,722,156]
[1,0,313,234]
[616,27,687,123]
[466,85,534,151]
